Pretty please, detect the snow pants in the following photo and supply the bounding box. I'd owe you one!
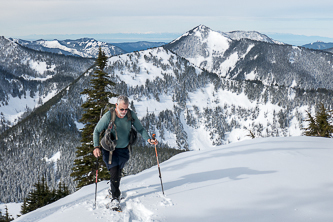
[102,147,130,199]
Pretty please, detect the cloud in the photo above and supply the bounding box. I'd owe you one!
[1,0,333,38]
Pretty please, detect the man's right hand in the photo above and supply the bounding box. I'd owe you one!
[93,147,101,158]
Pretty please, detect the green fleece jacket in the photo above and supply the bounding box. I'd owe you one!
[93,110,150,148]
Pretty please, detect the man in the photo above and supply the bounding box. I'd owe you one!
[93,95,157,210]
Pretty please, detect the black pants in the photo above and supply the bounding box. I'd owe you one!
[109,166,122,199]
[102,148,130,199]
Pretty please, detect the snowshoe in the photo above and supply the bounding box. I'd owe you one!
[107,198,122,212]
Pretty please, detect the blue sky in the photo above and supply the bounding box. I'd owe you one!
[1,0,333,45]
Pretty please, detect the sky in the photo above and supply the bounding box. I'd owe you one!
[1,0,333,44]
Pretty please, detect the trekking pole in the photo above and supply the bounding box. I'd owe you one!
[94,157,99,209]
[94,108,103,209]
[152,134,165,195]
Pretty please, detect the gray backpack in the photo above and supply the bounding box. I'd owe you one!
[100,107,137,152]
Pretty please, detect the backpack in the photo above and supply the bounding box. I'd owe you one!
[100,107,137,152]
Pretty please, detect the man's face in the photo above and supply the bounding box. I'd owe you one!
[116,102,129,118]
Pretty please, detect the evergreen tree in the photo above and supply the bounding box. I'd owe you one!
[0,206,14,222]
[71,47,117,189]
[56,181,70,199]
[20,177,71,215]
[25,178,42,212]
[303,103,333,137]
[20,198,28,215]
[40,176,51,206]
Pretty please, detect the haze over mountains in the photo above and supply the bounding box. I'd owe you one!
[0,24,332,203]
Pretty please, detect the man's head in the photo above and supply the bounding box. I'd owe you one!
[115,95,129,118]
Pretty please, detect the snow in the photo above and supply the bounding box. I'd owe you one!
[291,79,298,88]
[28,60,56,75]
[244,70,256,80]
[20,74,54,82]
[0,202,22,219]
[108,48,176,88]
[41,40,80,55]
[43,151,61,164]
[74,120,85,131]
[219,52,239,77]
[0,87,57,127]
[187,27,231,73]
[42,151,61,174]
[11,136,333,222]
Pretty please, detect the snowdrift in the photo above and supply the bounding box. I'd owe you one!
[14,136,333,222]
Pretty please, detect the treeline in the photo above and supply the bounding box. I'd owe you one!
[20,176,70,215]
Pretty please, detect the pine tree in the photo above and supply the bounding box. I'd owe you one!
[25,178,41,212]
[0,206,14,222]
[40,176,51,206]
[303,103,333,138]
[56,181,70,199]
[20,198,28,215]
[71,47,117,189]
[20,178,71,215]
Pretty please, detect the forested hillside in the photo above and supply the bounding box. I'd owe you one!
[1,25,333,204]
[0,36,94,133]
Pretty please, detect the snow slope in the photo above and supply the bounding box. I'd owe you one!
[13,136,333,222]
[221,30,284,45]
[12,38,126,58]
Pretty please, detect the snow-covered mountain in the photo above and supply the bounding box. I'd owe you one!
[11,136,333,222]
[221,30,284,45]
[11,38,126,58]
[0,36,94,132]
[1,25,333,204]
[165,25,333,91]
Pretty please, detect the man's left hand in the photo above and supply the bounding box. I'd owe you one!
[148,139,158,145]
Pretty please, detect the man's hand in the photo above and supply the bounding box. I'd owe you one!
[148,139,158,145]
[93,147,101,157]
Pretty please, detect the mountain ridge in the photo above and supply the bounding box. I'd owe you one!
[1,25,333,203]
[302,41,333,50]
[165,25,333,91]
[11,38,126,58]
[0,36,94,132]
[221,30,284,45]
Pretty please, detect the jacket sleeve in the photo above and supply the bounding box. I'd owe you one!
[131,111,150,141]
[93,111,111,147]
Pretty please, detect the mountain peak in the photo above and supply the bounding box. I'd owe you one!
[165,25,231,72]
[193,24,210,31]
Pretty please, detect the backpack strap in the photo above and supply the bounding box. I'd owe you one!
[126,109,134,155]
[108,108,118,140]
[108,107,117,164]
[107,107,134,163]
[126,109,134,124]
